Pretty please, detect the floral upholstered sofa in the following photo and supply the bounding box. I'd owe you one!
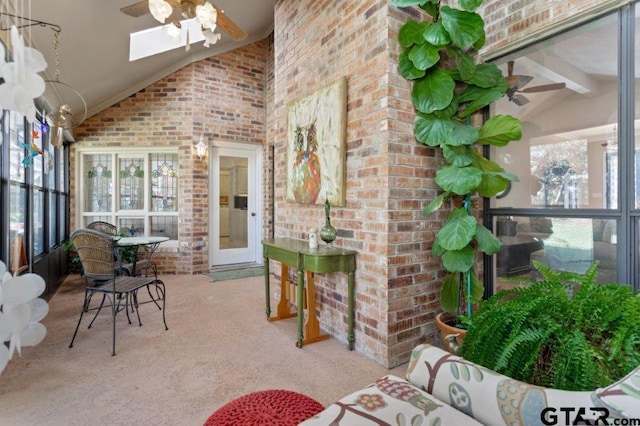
[302,344,640,425]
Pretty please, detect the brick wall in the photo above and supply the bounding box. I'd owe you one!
[480,0,610,53]
[72,41,269,274]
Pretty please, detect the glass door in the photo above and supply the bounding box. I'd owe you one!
[211,144,261,266]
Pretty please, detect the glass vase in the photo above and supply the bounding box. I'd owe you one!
[320,218,337,246]
[320,199,337,246]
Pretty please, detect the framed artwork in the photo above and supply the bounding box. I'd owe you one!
[286,76,347,206]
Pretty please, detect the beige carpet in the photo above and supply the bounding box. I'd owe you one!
[0,273,405,425]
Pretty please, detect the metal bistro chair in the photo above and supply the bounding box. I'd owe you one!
[116,226,158,279]
[69,228,168,356]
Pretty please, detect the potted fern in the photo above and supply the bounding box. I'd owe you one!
[461,261,640,390]
[391,0,522,351]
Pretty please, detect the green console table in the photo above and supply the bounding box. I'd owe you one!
[262,238,356,350]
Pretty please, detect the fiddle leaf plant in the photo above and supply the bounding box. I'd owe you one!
[392,0,523,319]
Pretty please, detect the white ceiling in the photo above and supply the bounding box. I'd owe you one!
[1,0,274,122]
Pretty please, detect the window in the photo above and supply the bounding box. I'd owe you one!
[488,6,640,291]
[1,109,70,270]
[78,150,179,240]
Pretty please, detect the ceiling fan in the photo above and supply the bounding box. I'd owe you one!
[120,0,248,42]
[505,60,566,106]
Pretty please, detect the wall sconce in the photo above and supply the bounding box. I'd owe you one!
[196,135,208,159]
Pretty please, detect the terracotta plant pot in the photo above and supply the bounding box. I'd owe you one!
[435,312,467,355]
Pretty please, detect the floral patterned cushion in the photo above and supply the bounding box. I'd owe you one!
[406,344,640,426]
[300,374,481,425]
[592,367,640,419]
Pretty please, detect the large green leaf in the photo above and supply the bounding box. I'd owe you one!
[409,42,442,71]
[469,272,484,302]
[391,0,430,7]
[465,63,504,88]
[458,0,483,12]
[459,88,505,117]
[399,50,426,80]
[440,6,484,48]
[436,164,483,195]
[424,21,451,46]
[432,237,446,256]
[444,121,479,146]
[398,20,430,47]
[414,113,454,147]
[441,272,461,312]
[412,69,455,114]
[433,97,459,119]
[475,224,503,255]
[442,145,474,167]
[442,245,475,273]
[478,114,523,146]
[422,1,439,17]
[455,50,476,81]
[437,208,476,250]
[477,173,510,198]
[423,191,450,215]
[469,151,517,197]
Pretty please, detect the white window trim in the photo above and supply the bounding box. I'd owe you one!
[75,147,179,247]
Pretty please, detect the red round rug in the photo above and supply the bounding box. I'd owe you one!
[204,389,324,425]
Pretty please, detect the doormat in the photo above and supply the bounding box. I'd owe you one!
[209,267,264,282]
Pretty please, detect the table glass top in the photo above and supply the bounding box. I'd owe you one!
[115,236,170,246]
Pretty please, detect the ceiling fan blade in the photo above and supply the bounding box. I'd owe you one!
[214,6,248,41]
[121,1,150,17]
[507,75,533,91]
[521,82,566,93]
[512,94,530,106]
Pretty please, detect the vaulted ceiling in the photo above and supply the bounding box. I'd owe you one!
[1,0,274,123]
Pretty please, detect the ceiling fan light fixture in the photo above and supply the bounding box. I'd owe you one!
[149,0,172,23]
[164,21,182,40]
[203,28,221,47]
[195,3,217,31]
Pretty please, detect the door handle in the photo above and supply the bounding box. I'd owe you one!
[251,212,256,217]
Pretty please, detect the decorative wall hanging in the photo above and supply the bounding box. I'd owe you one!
[0,260,49,376]
[0,25,47,123]
[286,76,347,206]
[45,29,87,147]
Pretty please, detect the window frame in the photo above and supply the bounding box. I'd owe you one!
[75,147,180,246]
[485,3,639,292]
[0,109,70,270]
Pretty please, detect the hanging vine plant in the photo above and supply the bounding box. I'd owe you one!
[392,0,523,323]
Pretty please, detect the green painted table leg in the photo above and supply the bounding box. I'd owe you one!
[296,262,305,348]
[264,257,271,319]
[348,270,355,350]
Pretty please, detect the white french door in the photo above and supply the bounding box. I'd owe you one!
[210,143,262,266]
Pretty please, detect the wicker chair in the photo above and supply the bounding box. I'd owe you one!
[69,228,168,356]
[86,221,158,277]
[86,221,118,236]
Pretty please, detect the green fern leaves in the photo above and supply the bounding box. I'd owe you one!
[461,262,640,391]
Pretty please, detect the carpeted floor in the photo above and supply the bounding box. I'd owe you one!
[0,273,404,426]
[209,266,264,282]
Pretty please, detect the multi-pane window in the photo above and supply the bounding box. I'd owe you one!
[79,150,179,240]
[1,109,69,270]
[487,6,640,291]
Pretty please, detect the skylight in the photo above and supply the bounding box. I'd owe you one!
[129,18,218,61]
